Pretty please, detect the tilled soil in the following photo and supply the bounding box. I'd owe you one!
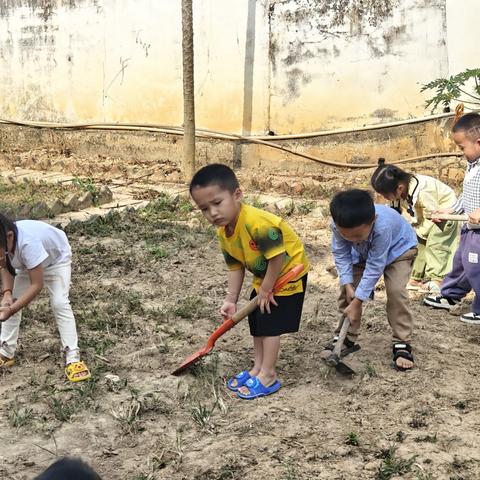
[0,197,479,480]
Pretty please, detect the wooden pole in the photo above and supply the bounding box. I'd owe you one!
[181,0,195,181]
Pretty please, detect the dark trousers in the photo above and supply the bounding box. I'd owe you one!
[441,228,480,313]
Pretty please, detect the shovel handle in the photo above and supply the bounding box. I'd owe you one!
[333,315,351,357]
[230,264,304,325]
[425,213,467,222]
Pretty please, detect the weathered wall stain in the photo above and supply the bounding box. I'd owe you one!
[0,0,476,135]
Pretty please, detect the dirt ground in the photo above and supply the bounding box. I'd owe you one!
[0,191,479,480]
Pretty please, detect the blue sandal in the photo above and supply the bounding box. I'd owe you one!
[236,376,282,400]
[226,371,251,391]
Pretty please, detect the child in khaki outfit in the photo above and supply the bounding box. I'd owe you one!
[321,189,418,371]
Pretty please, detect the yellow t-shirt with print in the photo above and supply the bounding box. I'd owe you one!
[217,203,309,296]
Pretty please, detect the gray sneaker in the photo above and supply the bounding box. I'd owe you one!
[460,312,480,325]
[423,295,460,310]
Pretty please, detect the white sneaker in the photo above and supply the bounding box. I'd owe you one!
[423,295,460,310]
[460,312,480,325]
[423,281,441,294]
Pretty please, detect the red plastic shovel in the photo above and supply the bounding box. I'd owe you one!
[171,264,304,375]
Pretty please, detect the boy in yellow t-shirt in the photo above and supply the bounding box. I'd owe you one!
[190,164,309,400]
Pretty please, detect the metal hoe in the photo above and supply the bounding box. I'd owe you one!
[325,315,356,375]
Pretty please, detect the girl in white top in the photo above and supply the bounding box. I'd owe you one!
[0,214,90,382]
[371,161,459,293]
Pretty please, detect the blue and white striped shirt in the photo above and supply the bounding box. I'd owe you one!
[452,158,480,217]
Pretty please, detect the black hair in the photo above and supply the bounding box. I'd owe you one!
[452,112,480,141]
[189,163,239,194]
[370,158,412,195]
[34,457,102,480]
[0,213,17,276]
[330,189,375,228]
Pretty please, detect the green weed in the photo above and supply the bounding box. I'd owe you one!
[146,243,168,259]
[365,360,378,378]
[72,177,100,204]
[345,431,359,446]
[174,296,206,319]
[414,469,433,480]
[8,400,35,429]
[297,200,315,215]
[248,195,267,209]
[281,458,299,480]
[409,408,431,429]
[414,433,437,443]
[191,403,212,429]
[50,397,77,422]
[376,446,416,480]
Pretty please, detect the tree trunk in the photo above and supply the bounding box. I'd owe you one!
[181,0,195,181]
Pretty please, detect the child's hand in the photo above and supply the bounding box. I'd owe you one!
[430,207,454,223]
[220,301,237,318]
[345,284,355,304]
[257,287,278,314]
[468,208,480,225]
[344,298,362,328]
[0,305,14,322]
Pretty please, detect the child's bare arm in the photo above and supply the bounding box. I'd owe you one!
[258,253,286,314]
[220,268,245,318]
[0,268,14,307]
[0,266,44,322]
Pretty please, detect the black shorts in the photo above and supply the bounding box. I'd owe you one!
[248,275,307,337]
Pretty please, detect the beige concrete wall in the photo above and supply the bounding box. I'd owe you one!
[0,0,477,136]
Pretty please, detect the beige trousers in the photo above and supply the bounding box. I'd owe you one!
[336,248,417,344]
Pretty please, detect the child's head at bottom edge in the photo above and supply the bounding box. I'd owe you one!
[189,163,243,229]
[330,189,376,243]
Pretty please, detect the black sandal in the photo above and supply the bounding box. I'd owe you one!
[392,343,414,372]
[323,335,361,358]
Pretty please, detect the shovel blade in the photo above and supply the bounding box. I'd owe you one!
[171,346,211,375]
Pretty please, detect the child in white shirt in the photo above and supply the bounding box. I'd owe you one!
[0,214,90,382]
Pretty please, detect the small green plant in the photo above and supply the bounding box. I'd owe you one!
[246,194,267,209]
[139,193,194,221]
[421,68,480,112]
[365,360,378,378]
[414,468,434,480]
[395,431,406,443]
[111,395,142,435]
[281,458,298,480]
[131,474,151,480]
[297,200,315,215]
[409,408,431,429]
[376,446,416,480]
[8,401,35,429]
[50,397,77,422]
[191,403,212,428]
[174,296,206,319]
[414,433,437,443]
[72,177,100,204]
[146,243,168,259]
[65,210,124,237]
[345,431,359,446]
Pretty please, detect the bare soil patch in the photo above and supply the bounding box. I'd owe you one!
[0,193,479,480]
